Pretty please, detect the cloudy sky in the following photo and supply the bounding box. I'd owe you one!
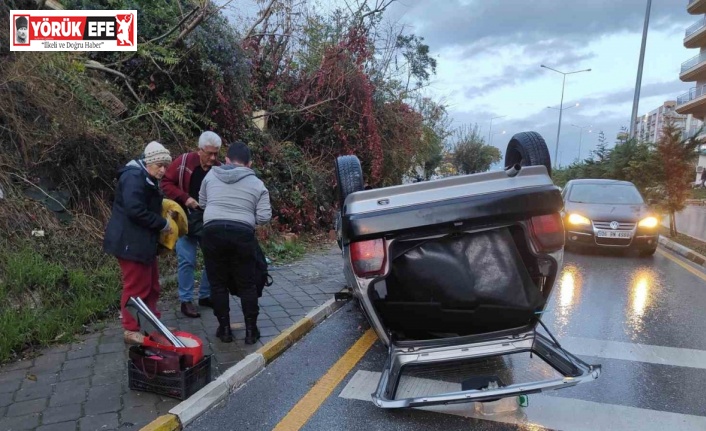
[380,0,697,167]
[225,0,696,167]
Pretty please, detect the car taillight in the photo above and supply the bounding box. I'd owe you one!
[529,213,565,252]
[350,239,386,277]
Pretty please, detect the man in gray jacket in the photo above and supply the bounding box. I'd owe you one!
[199,142,271,343]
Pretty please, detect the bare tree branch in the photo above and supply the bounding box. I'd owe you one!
[355,0,396,28]
[170,8,208,47]
[169,0,223,48]
[33,0,62,10]
[82,61,166,137]
[251,98,336,119]
[361,0,395,20]
[148,7,200,44]
[84,60,128,80]
[10,173,69,212]
[244,0,279,40]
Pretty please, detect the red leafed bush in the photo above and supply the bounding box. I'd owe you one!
[283,28,384,184]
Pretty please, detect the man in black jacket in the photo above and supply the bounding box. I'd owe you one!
[103,141,173,344]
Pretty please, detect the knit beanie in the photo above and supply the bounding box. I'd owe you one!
[143,141,171,165]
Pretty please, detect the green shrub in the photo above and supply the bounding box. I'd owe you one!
[0,247,121,363]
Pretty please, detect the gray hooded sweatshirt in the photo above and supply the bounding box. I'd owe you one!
[199,165,271,229]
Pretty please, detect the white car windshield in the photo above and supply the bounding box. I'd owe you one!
[568,183,644,205]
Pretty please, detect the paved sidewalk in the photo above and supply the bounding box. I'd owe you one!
[0,245,345,431]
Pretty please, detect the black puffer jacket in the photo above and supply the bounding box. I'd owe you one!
[103,160,167,264]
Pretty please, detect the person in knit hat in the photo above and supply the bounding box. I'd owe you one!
[15,16,28,44]
[143,141,172,166]
[104,141,174,344]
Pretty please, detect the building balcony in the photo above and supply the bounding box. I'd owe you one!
[680,51,706,82]
[688,0,706,15]
[677,85,706,120]
[685,17,706,48]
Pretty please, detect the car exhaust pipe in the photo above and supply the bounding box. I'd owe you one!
[505,163,521,177]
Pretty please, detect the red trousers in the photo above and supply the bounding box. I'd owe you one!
[119,258,161,331]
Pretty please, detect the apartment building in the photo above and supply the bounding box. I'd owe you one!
[633,101,702,143]
[676,0,706,181]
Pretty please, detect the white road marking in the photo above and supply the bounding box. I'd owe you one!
[340,370,706,431]
[560,336,706,370]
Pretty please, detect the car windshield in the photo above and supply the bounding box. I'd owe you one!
[568,183,644,205]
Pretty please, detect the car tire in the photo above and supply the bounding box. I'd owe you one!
[564,242,582,254]
[504,131,552,177]
[639,247,657,257]
[335,155,364,209]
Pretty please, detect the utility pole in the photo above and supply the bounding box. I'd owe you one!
[541,65,591,168]
[488,115,506,144]
[571,124,592,161]
[629,0,652,139]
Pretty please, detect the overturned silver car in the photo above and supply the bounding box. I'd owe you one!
[334,132,600,409]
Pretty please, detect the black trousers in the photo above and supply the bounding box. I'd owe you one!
[201,221,259,321]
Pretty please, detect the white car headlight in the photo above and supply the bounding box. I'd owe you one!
[568,213,591,225]
[638,216,659,228]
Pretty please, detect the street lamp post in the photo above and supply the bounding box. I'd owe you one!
[488,115,506,144]
[629,0,653,139]
[571,124,592,160]
[490,130,506,146]
[547,103,580,112]
[541,65,591,168]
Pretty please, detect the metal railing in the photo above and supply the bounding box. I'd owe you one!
[686,17,706,38]
[686,128,705,139]
[681,51,706,74]
[677,84,706,106]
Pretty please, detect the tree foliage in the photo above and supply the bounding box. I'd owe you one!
[656,119,700,236]
[450,124,502,175]
[553,118,702,236]
[0,0,451,238]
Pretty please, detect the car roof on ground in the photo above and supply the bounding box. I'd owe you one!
[566,179,635,186]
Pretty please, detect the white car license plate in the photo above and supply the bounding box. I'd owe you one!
[596,230,632,239]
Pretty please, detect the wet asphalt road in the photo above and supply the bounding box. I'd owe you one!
[187,247,706,430]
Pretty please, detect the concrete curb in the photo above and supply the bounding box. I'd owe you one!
[659,235,706,266]
[141,414,180,431]
[141,297,345,430]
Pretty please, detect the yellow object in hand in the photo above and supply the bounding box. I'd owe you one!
[159,199,189,251]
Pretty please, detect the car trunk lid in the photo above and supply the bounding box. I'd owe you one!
[372,330,601,408]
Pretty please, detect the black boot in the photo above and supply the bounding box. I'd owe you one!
[244,317,260,345]
[215,316,233,343]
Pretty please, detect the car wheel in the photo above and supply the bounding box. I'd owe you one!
[639,247,657,257]
[564,242,582,254]
[504,131,552,177]
[335,155,364,209]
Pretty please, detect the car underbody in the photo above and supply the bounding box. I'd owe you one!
[335,132,601,409]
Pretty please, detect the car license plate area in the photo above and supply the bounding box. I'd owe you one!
[596,230,632,239]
